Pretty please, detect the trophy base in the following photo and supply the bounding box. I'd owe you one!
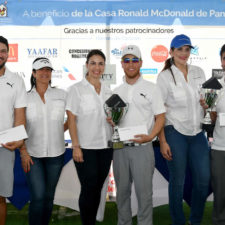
[108,140,124,149]
[202,123,215,138]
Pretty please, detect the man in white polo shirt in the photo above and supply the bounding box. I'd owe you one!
[0,36,27,225]
[210,44,225,225]
[113,45,165,225]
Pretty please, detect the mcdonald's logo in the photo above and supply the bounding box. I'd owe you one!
[8,44,18,62]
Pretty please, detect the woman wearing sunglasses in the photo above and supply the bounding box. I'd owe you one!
[19,57,67,225]
[66,49,113,225]
[157,34,210,225]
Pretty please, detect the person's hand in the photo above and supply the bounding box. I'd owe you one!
[2,140,24,151]
[106,116,115,127]
[130,134,152,144]
[210,111,217,123]
[200,99,209,110]
[160,141,172,161]
[20,151,34,173]
[73,147,84,163]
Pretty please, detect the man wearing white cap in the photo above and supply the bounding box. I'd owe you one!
[0,36,27,225]
[113,45,165,225]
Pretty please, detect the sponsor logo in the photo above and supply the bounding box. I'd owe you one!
[8,44,18,62]
[52,70,63,79]
[140,68,158,74]
[0,1,7,17]
[151,45,168,63]
[191,46,199,56]
[27,48,58,58]
[69,49,92,59]
[63,66,76,80]
[111,48,122,57]
[189,46,207,64]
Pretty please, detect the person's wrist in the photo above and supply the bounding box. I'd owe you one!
[20,151,29,158]
[72,145,80,149]
[148,135,153,142]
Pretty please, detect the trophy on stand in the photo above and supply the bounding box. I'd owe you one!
[104,94,129,149]
[201,76,222,136]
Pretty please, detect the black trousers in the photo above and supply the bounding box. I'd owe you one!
[211,149,225,225]
[74,148,113,225]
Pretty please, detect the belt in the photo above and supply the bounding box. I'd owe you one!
[123,142,147,147]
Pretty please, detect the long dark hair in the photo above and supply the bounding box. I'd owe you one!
[29,57,52,92]
[86,49,106,64]
[162,56,177,85]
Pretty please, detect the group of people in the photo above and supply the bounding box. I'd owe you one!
[0,33,225,225]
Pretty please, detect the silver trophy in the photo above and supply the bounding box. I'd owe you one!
[104,94,129,149]
[201,76,222,134]
[201,88,220,125]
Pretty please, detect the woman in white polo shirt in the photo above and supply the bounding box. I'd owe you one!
[157,34,210,225]
[66,49,113,225]
[19,57,67,225]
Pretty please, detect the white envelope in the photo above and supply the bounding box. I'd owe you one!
[118,125,148,141]
[0,125,28,146]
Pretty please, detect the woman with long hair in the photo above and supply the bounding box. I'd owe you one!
[20,57,67,225]
[66,49,113,225]
[157,34,210,225]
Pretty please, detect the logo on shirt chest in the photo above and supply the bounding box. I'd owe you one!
[6,82,14,88]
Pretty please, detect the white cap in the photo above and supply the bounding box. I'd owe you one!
[121,45,142,59]
[32,58,53,70]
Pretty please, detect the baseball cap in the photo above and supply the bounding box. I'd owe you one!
[32,58,53,70]
[170,34,194,49]
[121,45,142,59]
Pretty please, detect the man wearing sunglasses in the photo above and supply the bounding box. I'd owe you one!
[113,45,165,225]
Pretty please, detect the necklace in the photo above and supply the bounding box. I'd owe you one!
[94,84,101,94]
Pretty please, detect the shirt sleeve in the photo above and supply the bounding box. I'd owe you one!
[15,76,27,108]
[66,85,81,116]
[151,85,166,116]
[156,71,169,103]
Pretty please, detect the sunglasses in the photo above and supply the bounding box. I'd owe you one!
[123,58,140,63]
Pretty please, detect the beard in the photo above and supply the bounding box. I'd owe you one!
[0,60,6,70]
[125,71,140,79]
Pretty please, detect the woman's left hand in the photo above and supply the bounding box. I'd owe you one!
[20,151,34,173]
[130,134,152,144]
[73,147,84,163]
[106,116,115,127]
[200,98,208,109]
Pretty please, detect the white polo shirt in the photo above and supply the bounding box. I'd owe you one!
[25,87,66,157]
[212,88,225,151]
[0,67,27,132]
[157,64,205,136]
[113,76,165,133]
[66,78,112,149]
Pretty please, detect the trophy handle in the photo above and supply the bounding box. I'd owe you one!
[103,103,111,117]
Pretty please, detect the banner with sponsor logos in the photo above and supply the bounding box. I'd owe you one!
[1,0,225,90]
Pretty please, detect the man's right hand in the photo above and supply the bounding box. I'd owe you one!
[2,139,24,151]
